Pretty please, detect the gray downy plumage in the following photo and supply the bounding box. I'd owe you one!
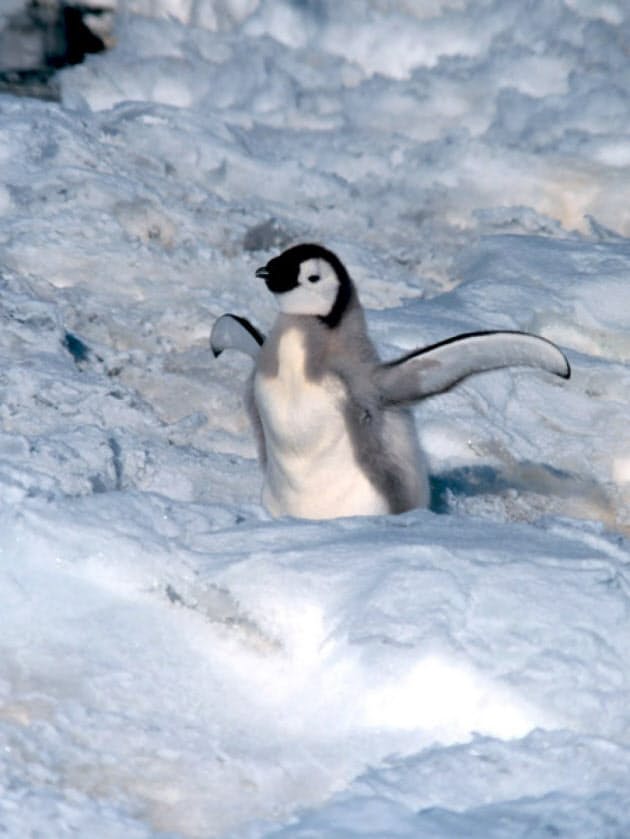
[211,243,570,519]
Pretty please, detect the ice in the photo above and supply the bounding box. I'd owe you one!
[1,0,630,837]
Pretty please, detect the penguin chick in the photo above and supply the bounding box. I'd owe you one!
[211,243,570,520]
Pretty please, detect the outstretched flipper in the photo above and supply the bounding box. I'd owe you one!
[375,330,570,406]
[211,314,265,359]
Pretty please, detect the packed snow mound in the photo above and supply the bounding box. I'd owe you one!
[62,0,630,241]
[2,500,630,838]
[1,0,630,837]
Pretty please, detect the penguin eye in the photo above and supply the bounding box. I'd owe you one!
[307,274,321,283]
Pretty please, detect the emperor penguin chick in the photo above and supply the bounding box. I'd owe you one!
[211,243,570,520]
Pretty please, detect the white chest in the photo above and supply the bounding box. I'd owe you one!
[253,328,387,519]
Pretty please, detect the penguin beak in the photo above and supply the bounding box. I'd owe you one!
[255,266,270,281]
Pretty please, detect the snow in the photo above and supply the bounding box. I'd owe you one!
[1,1,629,837]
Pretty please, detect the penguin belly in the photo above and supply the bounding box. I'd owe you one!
[254,329,389,519]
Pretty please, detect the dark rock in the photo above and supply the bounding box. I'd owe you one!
[50,5,106,68]
[0,1,112,99]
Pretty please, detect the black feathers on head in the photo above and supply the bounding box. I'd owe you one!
[256,243,354,328]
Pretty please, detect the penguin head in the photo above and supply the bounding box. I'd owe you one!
[256,243,353,327]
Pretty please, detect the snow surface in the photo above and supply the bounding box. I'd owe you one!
[1,1,630,837]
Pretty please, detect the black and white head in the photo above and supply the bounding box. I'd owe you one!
[255,243,354,327]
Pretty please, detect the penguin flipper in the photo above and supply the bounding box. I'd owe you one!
[376,330,571,405]
[211,314,265,359]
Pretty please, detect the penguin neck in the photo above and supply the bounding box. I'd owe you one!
[272,289,358,340]
[274,295,360,347]
[265,298,378,382]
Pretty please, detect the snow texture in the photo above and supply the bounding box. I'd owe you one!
[1,1,629,837]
